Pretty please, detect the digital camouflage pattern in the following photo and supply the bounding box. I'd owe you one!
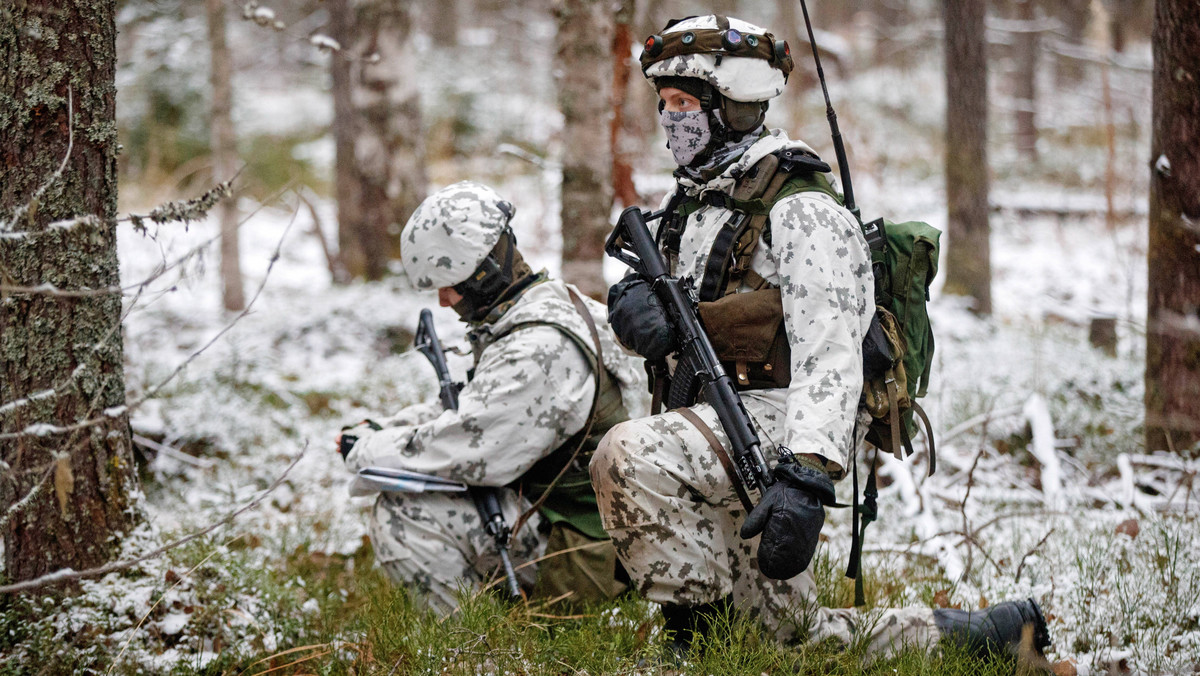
[347,278,648,611]
[400,181,514,290]
[660,110,711,166]
[642,15,786,103]
[592,130,941,657]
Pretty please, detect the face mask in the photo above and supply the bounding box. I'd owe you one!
[660,110,711,166]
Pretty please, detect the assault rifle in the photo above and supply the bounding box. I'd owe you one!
[414,309,522,599]
[605,208,778,497]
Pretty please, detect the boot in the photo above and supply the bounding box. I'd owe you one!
[659,596,733,662]
[934,597,1051,660]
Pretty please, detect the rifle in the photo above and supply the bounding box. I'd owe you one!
[604,208,778,498]
[414,309,522,599]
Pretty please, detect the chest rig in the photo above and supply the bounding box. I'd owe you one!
[656,148,838,408]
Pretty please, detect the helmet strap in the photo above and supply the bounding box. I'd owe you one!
[451,230,533,322]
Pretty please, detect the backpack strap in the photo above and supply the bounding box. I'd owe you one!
[695,149,839,301]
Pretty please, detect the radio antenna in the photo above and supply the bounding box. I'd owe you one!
[798,0,859,222]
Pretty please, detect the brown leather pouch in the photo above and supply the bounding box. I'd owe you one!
[698,287,791,390]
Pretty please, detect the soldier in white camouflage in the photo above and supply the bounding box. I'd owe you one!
[340,181,648,614]
[594,14,1051,663]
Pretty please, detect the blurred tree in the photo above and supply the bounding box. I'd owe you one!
[206,0,246,311]
[611,0,639,208]
[1013,0,1040,161]
[1051,0,1091,84]
[330,0,427,282]
[0,0,142,583]
[555,0,614,297]
[1145,0,1200,454]
[942,0,992,314]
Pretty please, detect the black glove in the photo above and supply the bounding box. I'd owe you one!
[739,456,835,580]
[607,275,677,361]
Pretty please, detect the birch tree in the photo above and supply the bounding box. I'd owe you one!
[942,0,992,314]
[0,0,142,583]
[555,0,614,297]
[1145,0,1200,453]
[207,0,245,311]
[331,0,427,282]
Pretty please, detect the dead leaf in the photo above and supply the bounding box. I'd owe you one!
[1050,658,1078,676]
[165,569,180,584]
[932,589,952,608]
[1115,518,1139,539]
[979,594,989,609]
[54,455,74,515]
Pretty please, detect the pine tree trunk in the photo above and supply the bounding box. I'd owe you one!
[556,0,614,297]
[1013,0,1039,162]
[942,0,992,315]
[207,0,245,311]
[1145,0,1200,454]
[0,0,141,583]
[332,0,427,282]
[329,0,361,283]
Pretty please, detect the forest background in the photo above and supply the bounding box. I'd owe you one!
[1,0,1198,674]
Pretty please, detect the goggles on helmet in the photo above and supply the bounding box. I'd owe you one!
[641,17,793,79]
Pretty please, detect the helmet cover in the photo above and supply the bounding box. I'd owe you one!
[400,181,515,289]
[642,15,792,103]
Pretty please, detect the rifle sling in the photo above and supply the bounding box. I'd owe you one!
[675,407,756,513]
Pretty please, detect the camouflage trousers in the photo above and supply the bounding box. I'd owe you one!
[370,489,547,615]
[590,390,940,658]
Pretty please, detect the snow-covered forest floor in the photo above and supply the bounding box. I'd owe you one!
[4,4,1197,675]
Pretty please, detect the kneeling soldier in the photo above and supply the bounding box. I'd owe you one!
[594,14,1051,663]
[340,181,647,613]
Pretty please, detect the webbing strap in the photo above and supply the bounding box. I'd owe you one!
[845,443,879,608]
[885,370,904,461]
[912,401,937,476]
[676,407,756,513]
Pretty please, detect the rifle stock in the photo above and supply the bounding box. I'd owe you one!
[605,207,775,498]
[415,309,522,599]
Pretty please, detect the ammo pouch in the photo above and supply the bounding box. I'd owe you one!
[697,287,791,391]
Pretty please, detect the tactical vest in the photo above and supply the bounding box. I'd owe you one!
[469,299,628,541]
[658,148,839,399]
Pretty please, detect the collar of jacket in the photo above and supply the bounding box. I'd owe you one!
[674,128,820,198]
[466,270,549,334]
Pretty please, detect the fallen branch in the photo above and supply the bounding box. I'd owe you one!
[0,444,307,595]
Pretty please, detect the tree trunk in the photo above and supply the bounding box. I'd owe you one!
[329,0,359,283]
[555,0,614,297]
[207,0,245,312]
[1013,0,1039,162]
[332,0,427,282]
[942,0,992,315]
[611,0,639,208]
[0,0,141,583]
[1053,0,1091,85]
[1145,0,1200,454]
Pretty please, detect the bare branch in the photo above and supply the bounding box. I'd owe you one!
[1014,528,1055,584]
[0,444,307,595]
[0,86,73,235]
[0,201,300,444]
[0,467,53,531]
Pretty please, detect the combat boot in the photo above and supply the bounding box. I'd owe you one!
[934,597,1051,660]
[658,596,734,662]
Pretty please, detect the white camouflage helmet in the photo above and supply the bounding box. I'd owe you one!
[641,15,794,103]
[400,181,515,290]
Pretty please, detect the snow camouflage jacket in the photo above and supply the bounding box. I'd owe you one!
[345,277,649,519]
[661,129,875,476]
